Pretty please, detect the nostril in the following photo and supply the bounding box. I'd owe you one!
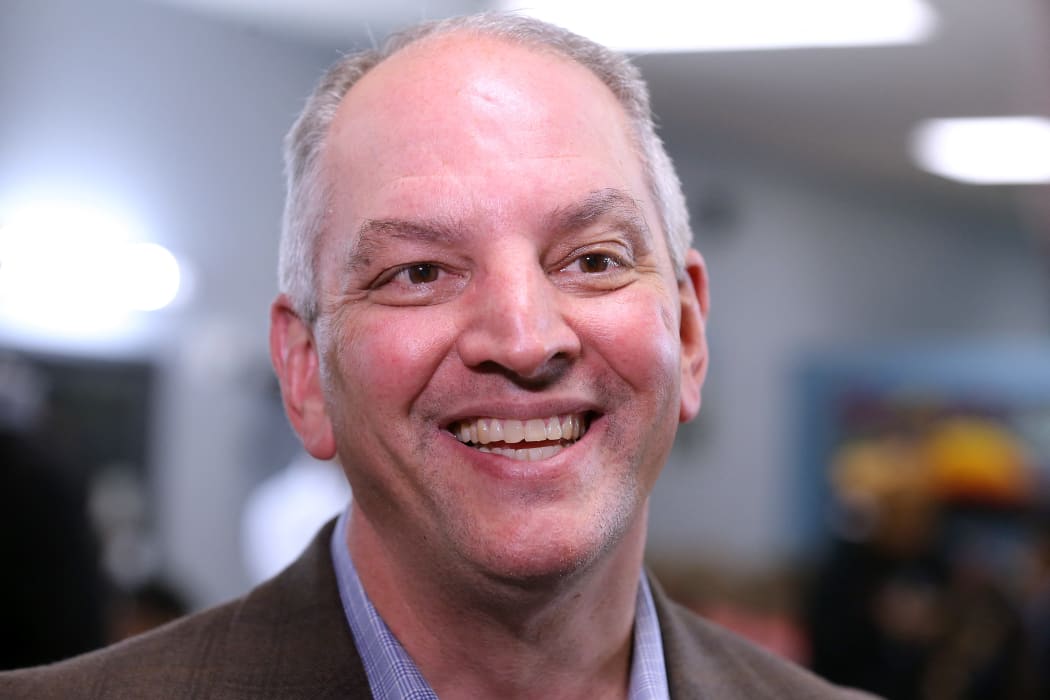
[470,355,572,388]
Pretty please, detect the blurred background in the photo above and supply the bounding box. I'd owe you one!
[2,0,1049,696]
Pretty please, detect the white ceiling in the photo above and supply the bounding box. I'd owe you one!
[147,0,1050,219]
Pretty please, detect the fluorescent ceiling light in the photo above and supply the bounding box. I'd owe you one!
[910,116,1050,185]
[500,0,937,53]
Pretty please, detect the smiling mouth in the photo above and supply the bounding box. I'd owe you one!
[449,414,591,461]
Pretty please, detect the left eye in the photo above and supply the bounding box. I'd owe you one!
[563,252,623,275]
[403,263,440,284]
[577,253,618,273]
[555,249,633,292]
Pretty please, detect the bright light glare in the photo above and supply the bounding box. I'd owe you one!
[0,201,181,336]
[120,243,181,311]
[501,0,937,52]
[910,117,1050,185]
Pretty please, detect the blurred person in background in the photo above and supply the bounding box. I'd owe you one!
[809,429,1036,699]
[0,354,106,669]
[1020,519,1050,697]
[808,439,949,697]
[1,13,874,698]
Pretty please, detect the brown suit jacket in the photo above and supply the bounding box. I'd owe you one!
[0,521,875,698]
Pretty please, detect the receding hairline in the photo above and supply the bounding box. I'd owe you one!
[319,29,630,161]
[310,30,656,272]
[320,28,643,159]
[279,12,693,321]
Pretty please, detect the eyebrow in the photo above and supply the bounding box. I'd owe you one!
[345,187,653,274]
[346,217,462,274]
[546,188,653,251]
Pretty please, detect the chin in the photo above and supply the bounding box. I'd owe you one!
[464,504,637,587]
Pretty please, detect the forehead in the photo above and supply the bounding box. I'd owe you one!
[320,34,650,226]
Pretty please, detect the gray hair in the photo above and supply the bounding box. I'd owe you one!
[279,12,692,322]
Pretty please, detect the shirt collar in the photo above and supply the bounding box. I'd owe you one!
[629,573,671,699]
[330,507,669,699]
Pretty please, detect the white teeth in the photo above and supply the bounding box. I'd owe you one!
[503,420,525,444]
[524,419,546,442]
[452,414,589,457]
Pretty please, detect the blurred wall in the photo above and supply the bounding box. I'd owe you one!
[648,143,1050,570]
[2,0,1049,606]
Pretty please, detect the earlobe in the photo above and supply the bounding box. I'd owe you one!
[678,248,709,423]
[269,296,337,459]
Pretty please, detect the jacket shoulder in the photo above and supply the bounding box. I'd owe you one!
[0,521,369,699]
[652,578,879,699]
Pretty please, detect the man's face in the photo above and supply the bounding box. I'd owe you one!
[283,35,707,582]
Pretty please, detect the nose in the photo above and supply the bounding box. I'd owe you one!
[456,262,581,382]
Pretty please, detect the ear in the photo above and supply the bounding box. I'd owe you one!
[678,248,709,423]
[269,295,336,460]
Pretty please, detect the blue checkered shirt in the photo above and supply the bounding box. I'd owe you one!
[330,508,670,699]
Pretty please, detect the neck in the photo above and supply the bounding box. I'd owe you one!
[346,503,649,700]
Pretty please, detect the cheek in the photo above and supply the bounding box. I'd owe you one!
[581,289,681,395]
[330,309,459,412]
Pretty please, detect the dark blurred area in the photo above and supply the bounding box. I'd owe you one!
[807,418,1043,697]
[107,580,188,643]
[802,377,1050,699]
[0,427,105,669]
[0,351,187,668]
[796,355,1050,698]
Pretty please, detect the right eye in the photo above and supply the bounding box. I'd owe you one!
[569,253,621,274]
[401,263,440,284]
[387,262,445,287]
[369,262,466,306]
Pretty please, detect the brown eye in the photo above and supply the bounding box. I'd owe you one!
[407,263,439,284]
[369,261,466,306]
[579,254,615,273]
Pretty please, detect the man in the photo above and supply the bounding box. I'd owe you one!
[0,12,873,699]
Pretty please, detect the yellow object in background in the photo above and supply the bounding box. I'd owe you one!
[921,418,1032,505]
